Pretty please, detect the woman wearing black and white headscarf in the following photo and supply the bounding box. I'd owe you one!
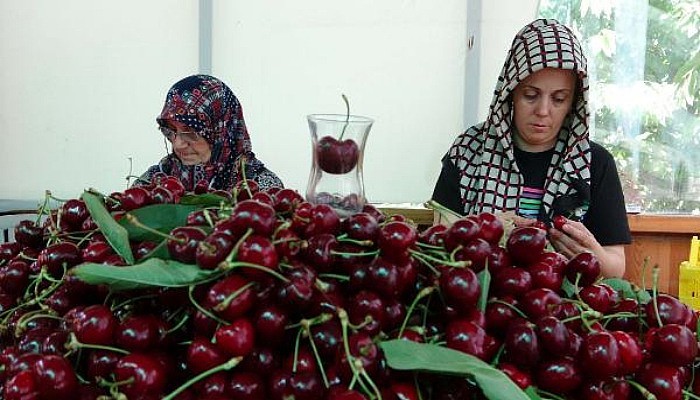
[432,19,630,277]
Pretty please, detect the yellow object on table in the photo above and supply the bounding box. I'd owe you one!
[679,236,700,309]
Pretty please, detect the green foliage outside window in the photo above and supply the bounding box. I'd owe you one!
[539,0,700,214]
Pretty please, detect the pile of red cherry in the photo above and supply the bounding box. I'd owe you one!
[0,173,699,400]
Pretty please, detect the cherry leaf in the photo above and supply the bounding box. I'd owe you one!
[118,203,200,242]
[71,259,219,291]
[82,191,135,265]
[380,340,531,400]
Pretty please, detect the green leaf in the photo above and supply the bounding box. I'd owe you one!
[380,340,530,400]
[82,191,135,265]
[524,386,542,399]
[71,258,219,291]
[141,240,170,261]
[118,203,200,242]
[178,193,229,207]
[603,277,651,304]
[477,267,491,312]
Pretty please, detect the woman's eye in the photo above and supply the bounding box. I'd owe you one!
[523,93,538,101]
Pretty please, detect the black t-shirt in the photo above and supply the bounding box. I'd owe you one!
[432,141,632,246]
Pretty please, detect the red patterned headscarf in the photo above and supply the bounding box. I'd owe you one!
[447,19,590,221]
[141,75,280,191]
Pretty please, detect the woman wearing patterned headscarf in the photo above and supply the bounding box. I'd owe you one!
[432,19,630,277]
[137,74,283,192]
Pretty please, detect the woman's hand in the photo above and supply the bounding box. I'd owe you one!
[548,218,626,278]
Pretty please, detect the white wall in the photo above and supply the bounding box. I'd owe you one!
[0,1,199,201]
[0,1,539,205]
[212,0,467,203]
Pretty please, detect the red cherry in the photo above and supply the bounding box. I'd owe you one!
[35,241,82,278]
[377,221,417,262]
[439,267,480,314]
[475,211,505,244]
[552,215,567,230]
[214,317,256,357]
[316,135,359,174]
[81,240,114,263]
[253,305,288,347]
[61,198,89,228]
[578,378,630,400]
[579,330,620,380]
[32,354,78,398]
[72,304,117,345]
[160,176,186,198]
[120,186,152,211]
[535,315,571,358]
[206,274,255,321]
[342,212,379,241]
[534,358,582,395]
[636,362,683,400]
[113,353,168,398]
[645,293,688,327]
[273,188,305,215]
[651,323,698,366]
[150,186,175,204]
[4,369,39,400]
[304,203,341,237]
[443,218,480,251]
[445,319,497,361]
[504,320,540,369]
[565,252,601,286]
[520,288,561,320]
[14,220,44,249]
[226,371,266,399]
[236,235,279,279]
[498,362,532,389]
[166,226,207,264]
[506,226,547,266]
[218,199,277,238]
[610,330,642,375]
[195,231,235,270]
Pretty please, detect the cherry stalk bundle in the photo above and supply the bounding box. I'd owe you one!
[0,173,698,400]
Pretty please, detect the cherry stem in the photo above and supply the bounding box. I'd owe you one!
[330,249,380,258]
[318,273,350,282]
[337,308,377,397]
[409,249,469,269]
[124,214,183,243]
[213,281,257,314]
[236,155,253,200]
[224,228,253,264]
[423,199,462,221]
[651,266,663,327]
[340,94,350,140]
[302,319,331,388]
[398,286,435,339]
[487,299,528,319]
[535,388,568,400]
[66,332,129,356]
[218,261,290,283]
[335,235,375,247]
[683,390,700,400]
[291,327,303,374]
[626,379,657,400]
[15,310,61,337]
[162,356,243,400]
[187,284,228,325]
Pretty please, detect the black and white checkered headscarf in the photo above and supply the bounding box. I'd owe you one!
[447,19,590,222]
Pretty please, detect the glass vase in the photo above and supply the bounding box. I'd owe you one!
[306,114,373,217]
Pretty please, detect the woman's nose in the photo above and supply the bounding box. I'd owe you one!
[171,135,188,148]
[534,99,550,116]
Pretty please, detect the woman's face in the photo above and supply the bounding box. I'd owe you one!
[512,68,577,152]
[164,119,212,165]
